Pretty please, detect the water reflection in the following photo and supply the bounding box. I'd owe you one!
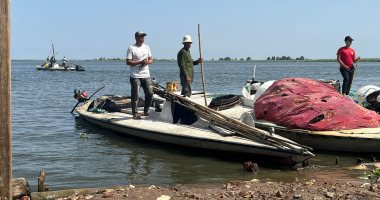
[74,115,373,187]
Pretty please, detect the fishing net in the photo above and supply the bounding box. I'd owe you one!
[254,77,380,131]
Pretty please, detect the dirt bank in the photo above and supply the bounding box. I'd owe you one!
[32,178,380,200]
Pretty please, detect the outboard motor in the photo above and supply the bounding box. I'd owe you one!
[75,65,86,71]
[71,86,105,114]
[74,89,88,102]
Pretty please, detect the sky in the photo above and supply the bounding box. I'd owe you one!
[11,0,380,60]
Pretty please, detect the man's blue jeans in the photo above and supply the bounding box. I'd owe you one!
[340,67,355,95]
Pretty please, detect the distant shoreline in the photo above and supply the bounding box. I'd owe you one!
[11,58,380,62]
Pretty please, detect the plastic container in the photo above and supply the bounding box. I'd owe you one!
[354,85,380,105]
[253,80,275,103]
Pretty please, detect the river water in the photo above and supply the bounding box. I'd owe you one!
[11,60,380,191]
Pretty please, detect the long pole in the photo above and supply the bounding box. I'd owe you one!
[197,24,207,106]
[0,0,12,199]
[51,40,55,57]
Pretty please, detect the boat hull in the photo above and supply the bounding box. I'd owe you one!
[36,66,76,71]
[75,99,313,165]
[254,121,380,152]
[36,64,85,71]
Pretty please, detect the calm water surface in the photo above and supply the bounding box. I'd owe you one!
[11,60,380,191]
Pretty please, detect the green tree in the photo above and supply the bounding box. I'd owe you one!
[246,57,251,61]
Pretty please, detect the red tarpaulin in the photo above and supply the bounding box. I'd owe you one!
[254,77,380,131]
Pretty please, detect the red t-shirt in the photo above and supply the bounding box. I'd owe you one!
[337,47,356,69]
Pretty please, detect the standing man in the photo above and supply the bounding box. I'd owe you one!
[50,55,56,68]
[337,36,361,95]
[126,31,154,119]
[62,56,67,68]
[177,35,202,97]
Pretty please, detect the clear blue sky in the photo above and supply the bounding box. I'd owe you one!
[11,0,380,60]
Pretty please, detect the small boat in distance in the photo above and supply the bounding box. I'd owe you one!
[36,42,85,71]
[36,62,85,71]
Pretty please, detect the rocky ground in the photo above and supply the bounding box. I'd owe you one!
[18,162,380,200]
[35,178,380,200]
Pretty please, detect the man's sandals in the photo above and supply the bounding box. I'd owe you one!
[133,112,149,120]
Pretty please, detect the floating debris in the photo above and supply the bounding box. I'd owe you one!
[80,132,89,138]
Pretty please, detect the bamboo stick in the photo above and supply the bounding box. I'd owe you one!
[176,97,305,153]
[176,94,311,150]
[153,86,312,154]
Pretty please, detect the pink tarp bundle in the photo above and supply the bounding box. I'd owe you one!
[254,77,380,131]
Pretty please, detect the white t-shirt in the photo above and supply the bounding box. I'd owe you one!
[126,44,152,78]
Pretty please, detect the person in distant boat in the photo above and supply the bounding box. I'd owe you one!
[177,35,202,97]
[50,55,56,68]
[337,36,361,95]
[42,56,50,68]
[126,31,154,120]
[62,56,67,68]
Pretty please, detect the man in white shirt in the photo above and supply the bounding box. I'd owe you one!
[126,31,154,119]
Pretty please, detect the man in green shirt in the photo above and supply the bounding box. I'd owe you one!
[177,35,202,97]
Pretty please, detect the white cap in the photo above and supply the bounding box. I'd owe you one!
[135,31,147,37]
[182,35,192,44]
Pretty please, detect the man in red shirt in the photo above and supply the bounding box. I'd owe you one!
[337,36,361,95]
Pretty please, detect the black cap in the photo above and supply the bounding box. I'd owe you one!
[344,36,354,41]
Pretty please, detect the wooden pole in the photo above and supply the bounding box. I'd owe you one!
[38,170,47,192]
[197,24,207,106]
[0,0,12,199]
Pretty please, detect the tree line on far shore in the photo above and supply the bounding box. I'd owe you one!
[267,56,305,60]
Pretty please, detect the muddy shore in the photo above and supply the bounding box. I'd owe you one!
[29,177,380,200]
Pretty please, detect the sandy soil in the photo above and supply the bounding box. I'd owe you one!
[50,178,380,200]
